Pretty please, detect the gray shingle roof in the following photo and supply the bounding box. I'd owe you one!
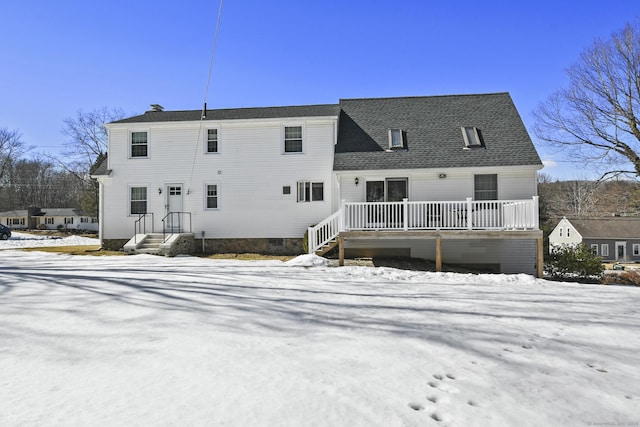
[566,217,640,239]
[111,104,340,123]
[334,92,542,170]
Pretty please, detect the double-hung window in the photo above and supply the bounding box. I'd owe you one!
[64,217,74,225]
[474,174,498,200]
[297,181,324,202]
[131,131,148,158]
[206,129,218,153]
[601,244,609,257]
[130,187,147,215]
[284,126,303,153]
[45,217,54,225]
[591,244,598,255]
[633,244,640,256]
[205,184,219,209]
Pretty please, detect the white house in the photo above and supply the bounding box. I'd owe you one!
[94,93,544,275]
[0,207,98,231]
[549,216,640,262]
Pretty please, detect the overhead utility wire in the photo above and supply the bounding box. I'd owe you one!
[189,0,224,188]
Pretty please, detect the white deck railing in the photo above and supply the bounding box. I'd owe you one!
[307,197,539,254]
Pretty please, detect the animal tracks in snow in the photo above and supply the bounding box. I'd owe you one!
[408,371,479,423]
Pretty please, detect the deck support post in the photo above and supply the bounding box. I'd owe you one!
[536,236,544,278]
[338,236,345,267]
[435,237,442,272]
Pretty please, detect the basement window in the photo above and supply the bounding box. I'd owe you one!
[462,126,484,148]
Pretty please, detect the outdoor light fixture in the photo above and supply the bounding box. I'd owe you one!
[355,177,359,186]
[158,188,162,195]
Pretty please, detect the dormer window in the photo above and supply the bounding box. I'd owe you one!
[388,129,405,149]
[462,126,483,148]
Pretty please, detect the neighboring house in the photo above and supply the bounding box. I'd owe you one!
[549,216,640,262]
[0,207,40,229]
[35,208,99,232]
[0,207,98,231]
[94,92,543,275]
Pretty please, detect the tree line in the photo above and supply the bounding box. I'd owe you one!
[0,108,125,216]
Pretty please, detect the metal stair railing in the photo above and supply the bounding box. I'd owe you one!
[133,213,154,243]
[161,212,192,243]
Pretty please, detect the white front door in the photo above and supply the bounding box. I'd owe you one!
[166,185,183,231]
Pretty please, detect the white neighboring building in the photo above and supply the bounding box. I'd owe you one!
[0,207,98,231]
[94,93,544,275]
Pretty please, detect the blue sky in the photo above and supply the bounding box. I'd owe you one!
[1,0,637,179]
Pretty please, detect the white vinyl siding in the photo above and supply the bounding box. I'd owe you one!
[102,117,335,240]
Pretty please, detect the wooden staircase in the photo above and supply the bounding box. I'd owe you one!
[314,238,339,256]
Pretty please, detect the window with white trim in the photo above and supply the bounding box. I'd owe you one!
[591,244,598,255]
[130,131,148,158]
[64,217,74,225]
[633,243,640,256]
[559,227,563,237]
[474,174,497,201]
[45,217,54,225]
[297,181,324,202]
[462,126,483,147]
[205,184,219,209]
[567,227,571,237]
[130,186,147,215]
[388,129,405,149]
[81,217,89,223]
[8,218,24,226]
[601,244,609,257]
[284,126,303,153]
[206,128,218,153]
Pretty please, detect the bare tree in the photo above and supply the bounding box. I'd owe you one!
[534,21,640,179]
[0,128,26,181]
[59,107,127,215]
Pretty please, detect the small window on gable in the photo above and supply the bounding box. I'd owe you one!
[462,126,483,148]
[388,129,405,149]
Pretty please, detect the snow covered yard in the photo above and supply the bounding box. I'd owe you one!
[0,247,639,426]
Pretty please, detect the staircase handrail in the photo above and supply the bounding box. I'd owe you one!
[133,213,154,243]
[307,209,343,254]
[161,211,192,243]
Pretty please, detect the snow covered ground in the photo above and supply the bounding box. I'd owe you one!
[0,231,99,249]
[0,237,639,426]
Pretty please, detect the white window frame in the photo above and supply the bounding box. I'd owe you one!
[283,124,304,154]
[601,244,609,257]
[297,181,324,202]
[388,129,405,149]
[205,128,220,154]
[64,217,74,225]
[45,217,54,225]
[204,183,220,210]
[559,227,563,238]
[462,126,482,147]
[130,130,149,158]
[590,244,599,255]
[567,227,571,237]
[129,186,148,216]
[633,243,640,256]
